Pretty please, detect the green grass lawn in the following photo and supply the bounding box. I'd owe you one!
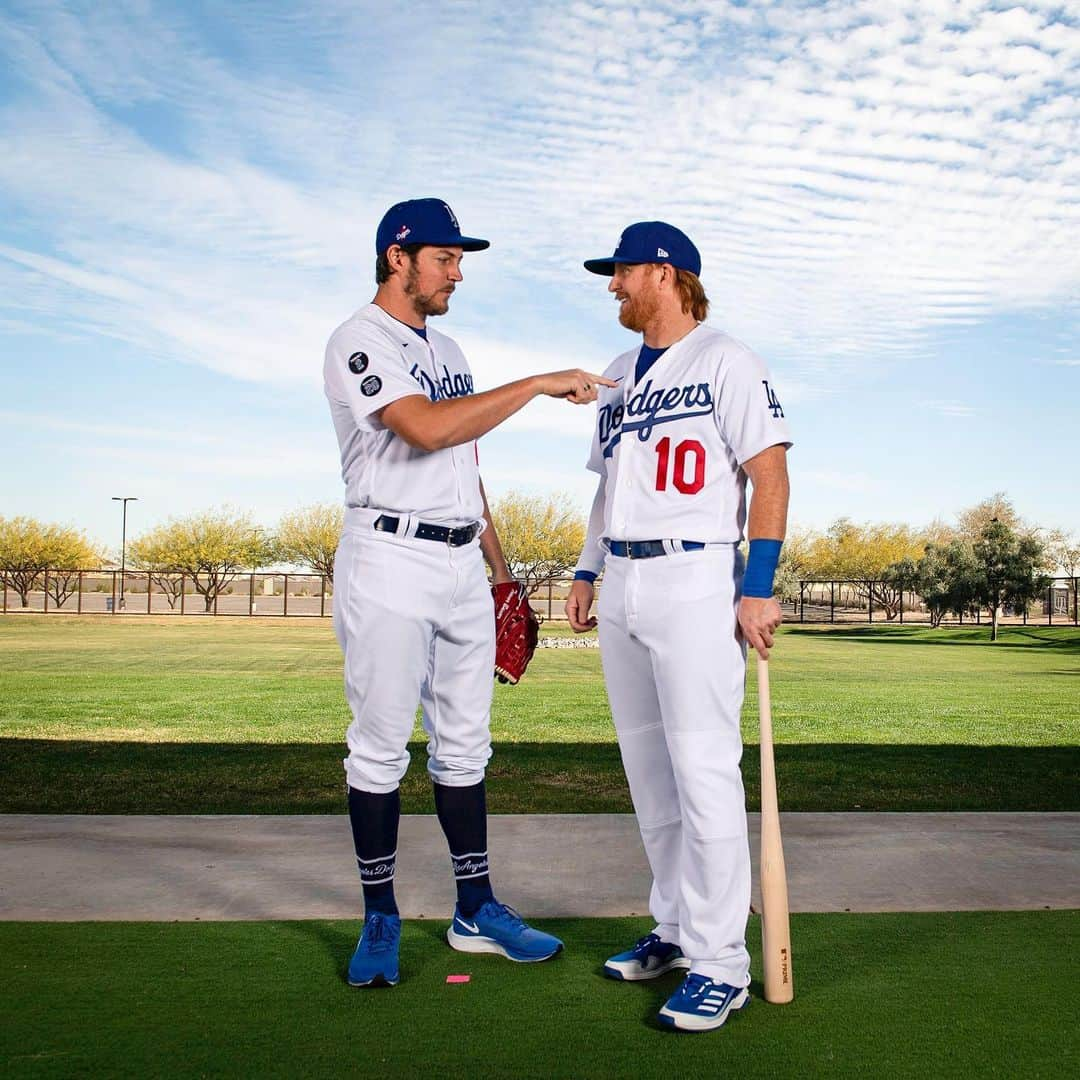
[2,913,1075,1079]
[1,616,1077,812]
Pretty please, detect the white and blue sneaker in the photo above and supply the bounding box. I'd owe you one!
[658,973,750,1032]
[347,912,401,987]
[604,932,691,981]
[446,900,563,962]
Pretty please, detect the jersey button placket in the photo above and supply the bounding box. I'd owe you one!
[425,339,463,512]
[615,379,632,534]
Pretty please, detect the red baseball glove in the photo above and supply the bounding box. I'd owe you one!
[492,581,540,685]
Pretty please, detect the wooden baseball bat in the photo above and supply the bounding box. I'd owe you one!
[757,655,794,1003]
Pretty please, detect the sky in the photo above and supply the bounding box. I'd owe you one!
[1,0,1077,558]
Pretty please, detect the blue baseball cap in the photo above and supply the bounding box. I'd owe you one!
[375,198,489,255]
[584,221,701,276]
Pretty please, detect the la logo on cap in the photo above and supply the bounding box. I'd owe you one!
[374,198,490,255]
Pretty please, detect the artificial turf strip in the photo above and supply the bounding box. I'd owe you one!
[2,914,1076,1079]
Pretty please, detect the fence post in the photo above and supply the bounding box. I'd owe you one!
[320,574,327,618]
[43,570,49,613]
[868,581,873,623]
[799,581,805,623]
[77,571,83,614]
[1047,585,1053,627]
[111,571,117,615]
[249,573,255,617]
[283,574,289,618]
[180,574,186,616]
[899,589,904,624]
[830,581,835,623]
[547,579,553,621]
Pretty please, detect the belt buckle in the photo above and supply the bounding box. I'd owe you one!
[626,542,638,560]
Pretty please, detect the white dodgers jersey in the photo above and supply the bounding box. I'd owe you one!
[587,324,792,544]
[324,303,483,524]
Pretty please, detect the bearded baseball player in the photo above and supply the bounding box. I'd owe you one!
[325,197,613,987]
[565,222,792,1032]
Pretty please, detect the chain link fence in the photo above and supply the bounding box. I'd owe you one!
[1,570,331,617]
[3,570,1078,627]
[796,578,1079,626]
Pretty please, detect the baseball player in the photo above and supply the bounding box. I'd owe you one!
[325,197,613,988]
[565,221,792,1032]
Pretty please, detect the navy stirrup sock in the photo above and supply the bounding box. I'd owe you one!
[348,786,400,917]
[433,780,495,917]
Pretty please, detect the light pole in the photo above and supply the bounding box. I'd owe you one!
[112,497,138,609]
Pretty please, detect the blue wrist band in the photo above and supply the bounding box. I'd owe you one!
[742,539,782,598]
[573,570,598,584]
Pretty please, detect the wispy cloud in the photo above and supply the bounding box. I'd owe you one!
[921,399,977,418]
[0,409,226,445]
[1,0,1077,400]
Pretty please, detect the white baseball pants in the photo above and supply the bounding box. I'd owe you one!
[333,515,494,793]
[598,545,751,986]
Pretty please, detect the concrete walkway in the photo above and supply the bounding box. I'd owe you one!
[1,813,1076,921]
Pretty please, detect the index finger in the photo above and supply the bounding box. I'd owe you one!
[744,625,769,659]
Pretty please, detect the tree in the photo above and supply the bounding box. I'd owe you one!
[0,517,99,608]
[42,527,101,608]
[806,518,928,619]
[894,541,979,628]
[970,518,1050,641]
[880,555,920,615]
[129,509,274,612]
[773,526,815,603]
[488,492,586,595]
[0,517,48,607]
[275,504,343,584]
[127,531,186,609]
[955,493,1023,541]
[1046,530,1080,578]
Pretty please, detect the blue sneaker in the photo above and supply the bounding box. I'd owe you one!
[604,932,690,981]
[658,973,749,1031]
[347,913,401,987]
[446,900,563,962]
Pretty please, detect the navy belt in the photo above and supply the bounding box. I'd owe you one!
[607,539,706,559]
[373,514,480,547]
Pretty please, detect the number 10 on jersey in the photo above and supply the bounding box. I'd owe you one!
[654,437,706,494]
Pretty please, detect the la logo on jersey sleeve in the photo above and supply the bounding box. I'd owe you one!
[762,380,784,418]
